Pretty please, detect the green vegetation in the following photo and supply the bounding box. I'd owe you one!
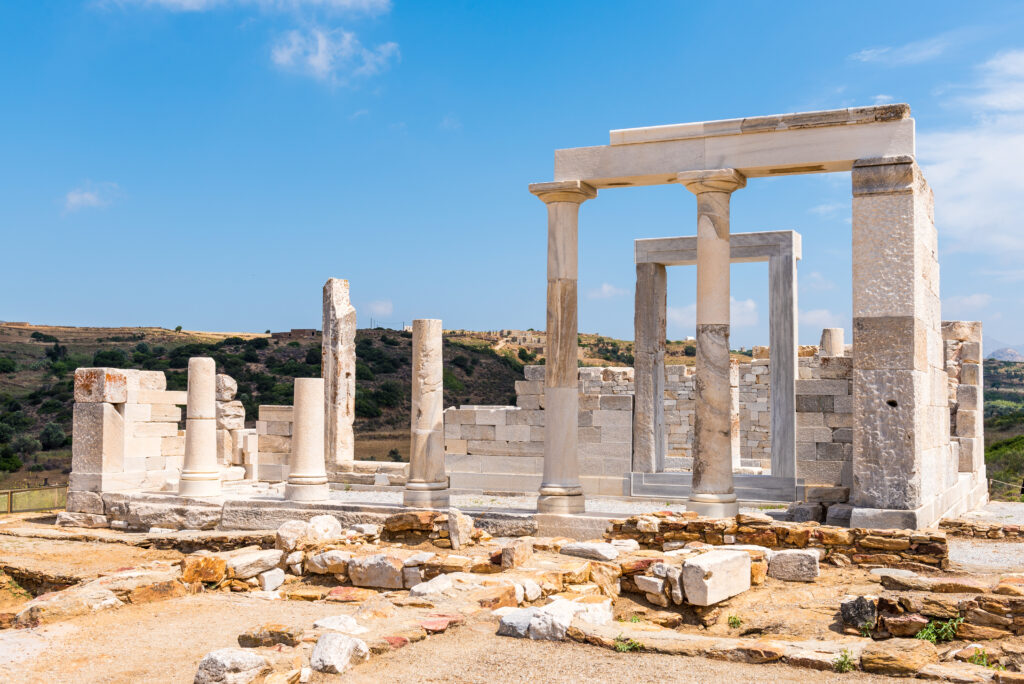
[613,635,643,653]
[915,616,963,644]
[0,358,15,373]
[832,649,855,673]
[443,368,465,392]
[727,615,742,629]
[858,621,873,638]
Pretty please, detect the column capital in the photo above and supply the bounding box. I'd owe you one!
[851,155,924,197]
[677,169,746,195]
[529,180,597,204]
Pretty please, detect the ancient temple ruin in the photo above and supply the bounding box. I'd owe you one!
[62,104,987,532]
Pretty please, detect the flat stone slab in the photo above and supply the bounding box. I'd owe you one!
[681,550,750,606]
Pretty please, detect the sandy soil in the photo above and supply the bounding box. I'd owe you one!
[347,619,896,684]
[0,532,182,580]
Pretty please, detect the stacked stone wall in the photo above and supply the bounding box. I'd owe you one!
[606,511,949,569]
[255,405,294,482]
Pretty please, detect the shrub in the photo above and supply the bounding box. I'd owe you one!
[517,347,537,362]
[443,368,465,392]
[727,615,742,629]
[612,636,643,653]
[1,411,32,428]
[683,344,696,357]
[39,423,66,450]
[39,399,63,414]
[304,348,321,365]
[915,616,963,644]
[92,348,128,367]
[386,448,402,462]
[376,380,403,408]
[246,337,269,350]
[832,649,854,673]
[354,393,381,418]
[10,435,41,456]
[0,448,22,472]
[0,424,13,443]
[0,358,15,373]
[355,361,375,381]
[31,331,59,343]
[135,342,151,354]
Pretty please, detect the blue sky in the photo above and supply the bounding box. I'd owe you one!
[2,1,1024,349]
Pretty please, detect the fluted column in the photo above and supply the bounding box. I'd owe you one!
[286,378,329,501]
[528,180,597,514]
[179,357,220,497]
[677,169,746,517]
[404,319,449,508]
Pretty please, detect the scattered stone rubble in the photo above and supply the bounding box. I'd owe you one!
[940,518,1023,540]
[606,511,950,569]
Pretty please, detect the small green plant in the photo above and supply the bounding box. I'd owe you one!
[966,648,1005,670]
[629,615,641,623]
[858,621,874,638]
[915,616,963,644]
[832,649,854,673]
[728,615,742,629]
[613,635,643,653]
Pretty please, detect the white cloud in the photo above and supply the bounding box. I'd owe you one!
[800,308,845,329]
[113,0,391,14]
[808,202,845,216]
[943,293,992,318]
[439,114,462,131]
[872,94,894,105]
[348,108,368,119]
[666,297,757,330]
[367,299,393,317]
[803,271,836,291]
[63,182,120,213]
[850,32,955,66]
[588,283,626,300]
[271,27,398,83]
[918,50,1024,258]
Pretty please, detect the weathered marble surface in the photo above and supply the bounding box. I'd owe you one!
[323,278,357,467]
[286,378,329,502]
[404,319,449,508]
[180,357,220,497]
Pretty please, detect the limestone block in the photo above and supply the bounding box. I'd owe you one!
[854,316,929,372]
[161,435,185,457]
[941,320,982,342]
[767,549,819,582]
[955,384,978,411]
[444,439,468,455]
[123,404,151,422]
[961,363,981,386]
[227,549,284,580]
[150,404,181,422]
[795,379,849,396]
[310,633,369,675]
[74,368,128,404]
[681,550,750,606]
[559,542,618,562]
[495,424,531,442]
[960,341,981,364]
[259,434,291,453]
[66,489,104,514]
[956,409,979,438]
[258,405,293,422]
[347,554,404,589]
[72,402,125,478]
[216,401,246,430]
[133,422,178,438]
[474,408,508,426]
[135,389,187,405]
[257,420,292,436]
[957,437,984,473]
[215,374,237,401]
[524,365,545,381]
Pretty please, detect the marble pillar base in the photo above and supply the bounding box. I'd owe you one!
[687,496,739,518]
[285,482,330,502]
[178,475,221,498]
[537,493,585,514]
[402,488,450,509]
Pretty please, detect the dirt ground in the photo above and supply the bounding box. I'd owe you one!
[348,619,897,684]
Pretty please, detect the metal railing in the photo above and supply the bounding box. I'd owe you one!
[0,485,68,514]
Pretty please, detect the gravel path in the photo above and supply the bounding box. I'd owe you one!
[958,500,1024,525]
[947,537,1024,573]
[347,619,894,684]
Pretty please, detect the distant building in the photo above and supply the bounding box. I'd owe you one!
[270,328,319,341]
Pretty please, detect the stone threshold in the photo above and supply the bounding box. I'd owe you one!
[566,619,1004,681]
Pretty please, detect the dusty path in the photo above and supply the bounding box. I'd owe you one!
[348,619,897,684]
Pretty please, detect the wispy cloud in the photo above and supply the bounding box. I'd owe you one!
[800,308,845,330]
[667,297,758,330]
[63,182,120,214]
[850,32,957,66]
[348,108,369,119]
[918,50,1024,258]
[808,202,845,216]
[112,0,392,14]
[803,271,836,291]
[587,283,626,300]
[943,293,992,319]
[271,26,398,83]
[439,114,462,131]
[367,299,393,317]
[872,94,894,105]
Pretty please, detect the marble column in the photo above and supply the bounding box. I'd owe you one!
[323,278,357,468]
[179,357,221,497]
[677,169,746,517]
[528,180,597,514]
[819,327,845,357]
[633,262,666,473]
[404,319,450,508]
[286,378,330,501]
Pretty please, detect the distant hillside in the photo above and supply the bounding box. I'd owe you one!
[989,347,1024,362]
[984,360,1024,500]
[0,323,526,487]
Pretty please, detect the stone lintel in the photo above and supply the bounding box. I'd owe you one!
[941,320,983,343]
[529,180,597,204]
[635,230,800,266]
[611,104,911,146]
